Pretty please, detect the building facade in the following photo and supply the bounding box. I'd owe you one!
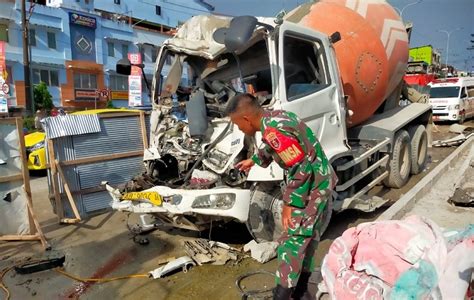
[0,0,212,111]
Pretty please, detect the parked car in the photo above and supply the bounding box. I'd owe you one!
[25,131,47,170]
[24,108,140,170]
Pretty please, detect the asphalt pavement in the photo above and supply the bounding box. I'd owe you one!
[0,121,472,300]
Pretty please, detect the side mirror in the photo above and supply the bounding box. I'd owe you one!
[461,93,467,98]
[213,16,258,52]
[116,58,132,75]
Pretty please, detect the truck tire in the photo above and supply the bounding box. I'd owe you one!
[408,125,428,175]
[384,130,412,188]
[246,184,333,242]
[246,184,284,242]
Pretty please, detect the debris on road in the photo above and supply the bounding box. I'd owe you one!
[149,256,196,279]
[243,240,278,264]
[432,124,473,147]
[183,239,242,265]
[320,215,474,299]
[14,255,65,275]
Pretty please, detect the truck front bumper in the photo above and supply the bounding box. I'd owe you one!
[108,185,251,223]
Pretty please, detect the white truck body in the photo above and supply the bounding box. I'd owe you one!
[109,9,431,240]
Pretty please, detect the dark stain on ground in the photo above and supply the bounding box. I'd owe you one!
[61,246,137,299]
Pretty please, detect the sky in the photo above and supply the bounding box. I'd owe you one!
[206,0,474,71]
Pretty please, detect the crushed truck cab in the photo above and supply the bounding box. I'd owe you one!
[110,0,432,242]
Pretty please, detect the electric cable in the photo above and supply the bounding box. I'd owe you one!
[54,268,149,283]
[0,261,151,300]
[0,266,14,300]
[235,270,275,300]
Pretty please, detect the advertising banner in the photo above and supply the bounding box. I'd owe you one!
[128,53,142,76]
[128,53,142,106]
[0,41,5,80]
[70,13,97,61]
[69,12,97,28]
[128,76,142,106]
[409,46,432,65]
[0,96,8,113]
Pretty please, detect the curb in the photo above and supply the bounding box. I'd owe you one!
[377,137,474,221]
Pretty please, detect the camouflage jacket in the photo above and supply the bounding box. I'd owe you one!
[251,110,336,211]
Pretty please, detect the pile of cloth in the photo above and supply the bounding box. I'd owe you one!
[320,215,474,299]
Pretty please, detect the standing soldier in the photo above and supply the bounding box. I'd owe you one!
[228,93,337,300]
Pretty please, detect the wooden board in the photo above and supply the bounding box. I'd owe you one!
[0,118,50,250]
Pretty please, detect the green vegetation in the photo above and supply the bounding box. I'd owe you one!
[23,116,35,132]
[106,99,115,108]
[33,82,53,111]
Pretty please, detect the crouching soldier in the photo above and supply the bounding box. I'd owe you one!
[228,93,337,300]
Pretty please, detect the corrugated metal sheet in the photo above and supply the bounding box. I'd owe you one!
[77,156,144,189]
[73,117,143,158]
[43,115,101,139]
[46,114,148,218]
[145,113,151,146]
[82,192,113,214]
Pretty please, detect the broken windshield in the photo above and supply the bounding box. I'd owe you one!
[155,38,273,109]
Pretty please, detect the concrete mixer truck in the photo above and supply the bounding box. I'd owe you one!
[110,0,432,241]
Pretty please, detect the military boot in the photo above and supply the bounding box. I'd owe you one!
[291,272,313,300]
[272,284,293,300]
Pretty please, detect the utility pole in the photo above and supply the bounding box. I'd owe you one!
[21,0,33,115]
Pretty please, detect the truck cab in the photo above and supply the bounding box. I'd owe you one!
[111,6,431,241]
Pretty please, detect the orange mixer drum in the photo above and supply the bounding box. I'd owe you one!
[286,0,409,127]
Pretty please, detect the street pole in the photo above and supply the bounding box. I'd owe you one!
[399,0,423,19]
[21,0,33,115]
[438,27,462,76]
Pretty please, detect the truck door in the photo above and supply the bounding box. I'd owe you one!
[277,22,349,160]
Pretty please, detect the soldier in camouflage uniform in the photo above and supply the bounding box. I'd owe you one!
[227,93,337,300]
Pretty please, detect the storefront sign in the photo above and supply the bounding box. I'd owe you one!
[128,53,142,76]
[69,13,97,29]
[70,13,96,61]
[128,76,142,106]
[75,89,97,100]
[111,91,128,100]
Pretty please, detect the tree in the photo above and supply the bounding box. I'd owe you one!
[33,82,53,111]
[106,99,115,108]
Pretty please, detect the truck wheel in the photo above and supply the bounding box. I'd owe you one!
[246,184,284,242]
[408,125,428,175]
[246,184,333,242]
[384,130,412,188]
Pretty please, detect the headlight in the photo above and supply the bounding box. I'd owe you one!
[191,193,236,210]
[448,105,460,110]
[27,140,45,152]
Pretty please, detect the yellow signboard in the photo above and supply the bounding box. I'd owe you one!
[409,46,432,65]
[111,91,128,100]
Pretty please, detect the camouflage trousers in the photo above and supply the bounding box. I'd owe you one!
[275,197,328,288]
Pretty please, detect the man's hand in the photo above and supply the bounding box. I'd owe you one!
[235,159,255,174]
[282,204,295,231]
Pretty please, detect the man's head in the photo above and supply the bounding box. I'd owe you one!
[226,93,263,135]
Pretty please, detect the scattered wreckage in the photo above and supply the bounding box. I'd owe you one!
[107,0,433,242]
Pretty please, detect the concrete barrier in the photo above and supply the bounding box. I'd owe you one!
[378,137,474,221]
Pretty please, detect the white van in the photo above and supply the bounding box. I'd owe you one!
[428,77,474,123]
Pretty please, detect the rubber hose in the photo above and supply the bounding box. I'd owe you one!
[235,270,275,299]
